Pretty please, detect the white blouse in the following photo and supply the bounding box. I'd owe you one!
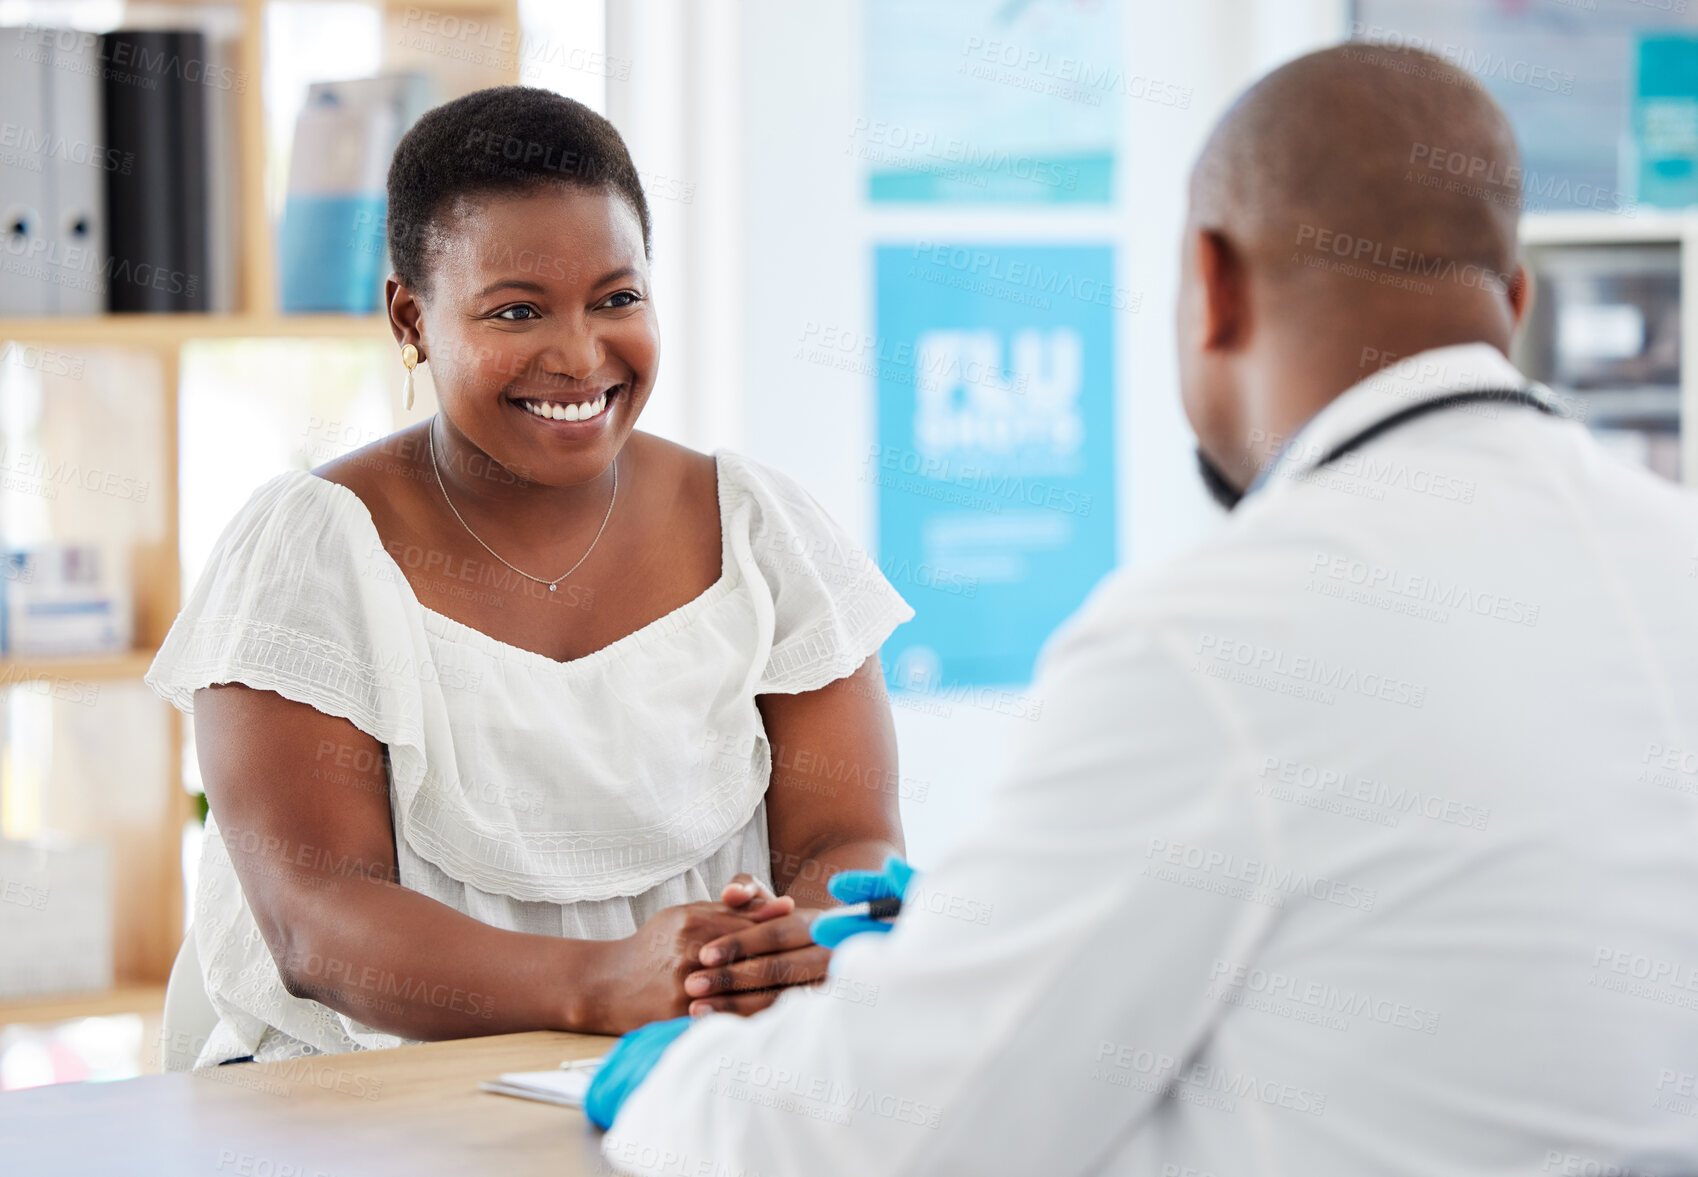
[146,450,913,1066]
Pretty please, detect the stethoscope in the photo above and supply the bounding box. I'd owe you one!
[1311,387,1556,472]
[1239,386,1558,505]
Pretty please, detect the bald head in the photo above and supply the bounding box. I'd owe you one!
[1176,44,1532,506]
[1191,44,1522,292]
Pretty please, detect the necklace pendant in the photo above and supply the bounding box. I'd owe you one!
[549,583,557,592]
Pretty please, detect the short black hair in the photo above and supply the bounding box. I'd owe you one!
[386,86,651,295]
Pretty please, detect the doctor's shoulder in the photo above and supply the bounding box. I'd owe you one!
[1087,524,1303,617]
[1035,532,1310,670]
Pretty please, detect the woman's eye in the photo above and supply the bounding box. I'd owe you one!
[493,304,540,321]
[603,290,643,310]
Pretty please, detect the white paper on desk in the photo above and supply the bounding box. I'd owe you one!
[480,1059,604,1108]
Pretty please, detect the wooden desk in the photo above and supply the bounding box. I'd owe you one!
[0,1030,620,1177]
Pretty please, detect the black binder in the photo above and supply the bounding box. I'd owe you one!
[101,30,209,312]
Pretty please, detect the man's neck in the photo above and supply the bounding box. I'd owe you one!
[1241,320,1512,472]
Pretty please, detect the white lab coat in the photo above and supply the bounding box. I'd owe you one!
[605,344,1698,1177]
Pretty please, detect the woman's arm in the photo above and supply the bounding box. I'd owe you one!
[763,653,906,907]
[684,654,906,1014]
[195,683,756,1038]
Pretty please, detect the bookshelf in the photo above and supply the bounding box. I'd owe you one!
[0,314,393,347]
[0,984,167,1029]
[1518,210,1698,488]
[1,650,162,684]
[0,0,520,1027]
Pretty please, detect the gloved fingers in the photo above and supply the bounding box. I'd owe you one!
[825,855,917,904]
[686,943,830,999]
[584,1015,693,1130]
[698,909,816,968]
[811,913,895,949]
[688,987,787,1018]
[827,868,897,904]
[883,856,917,895]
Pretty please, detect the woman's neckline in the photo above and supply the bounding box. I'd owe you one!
[301,450,735,673]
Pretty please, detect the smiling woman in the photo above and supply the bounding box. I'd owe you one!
[143,87,914,1066]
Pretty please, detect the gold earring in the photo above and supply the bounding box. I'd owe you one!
[401,343,420,411]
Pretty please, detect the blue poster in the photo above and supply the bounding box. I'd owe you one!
[873,243,1119,688]
[862,0,1120,205]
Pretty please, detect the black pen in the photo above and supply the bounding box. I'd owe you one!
[824,895,902,921]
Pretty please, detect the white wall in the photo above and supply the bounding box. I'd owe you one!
[607,0,1350,864]
[604,0,743,453]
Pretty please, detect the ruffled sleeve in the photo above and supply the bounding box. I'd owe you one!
[145,470,425,750]
[718,452,914,695]
[146,470,442,1059]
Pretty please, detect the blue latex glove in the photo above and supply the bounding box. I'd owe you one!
[810,855,917,948]
[584,1016,693,1130]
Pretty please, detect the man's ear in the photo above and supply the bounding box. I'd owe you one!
[1506,262,1533,331]
[1195,229,1248,351]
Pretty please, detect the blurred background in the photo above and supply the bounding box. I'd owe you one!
[0,0,1692,1087]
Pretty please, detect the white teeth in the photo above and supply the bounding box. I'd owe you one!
[518,394,610,423]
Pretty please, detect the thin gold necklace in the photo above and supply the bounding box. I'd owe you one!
[427,417,617,592]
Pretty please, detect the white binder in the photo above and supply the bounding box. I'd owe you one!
[0,27,49,313]
[44,28,107,313]
[203,28,238,312]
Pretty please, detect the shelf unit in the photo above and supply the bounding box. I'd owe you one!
[1,650,161,685]
[0,314,394,347]
[1519,209,1698,487]
[0,0,518,1026]
[0,985,166,1030]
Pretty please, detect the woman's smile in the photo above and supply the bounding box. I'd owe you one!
[511,388,618,429]
[400,181,658,486]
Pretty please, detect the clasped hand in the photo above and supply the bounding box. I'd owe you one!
[684,873,829,1017]
[593,874,827,1032]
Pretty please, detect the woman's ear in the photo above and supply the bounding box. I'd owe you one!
[387,274,426,354]
[1195,228,1250,353]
